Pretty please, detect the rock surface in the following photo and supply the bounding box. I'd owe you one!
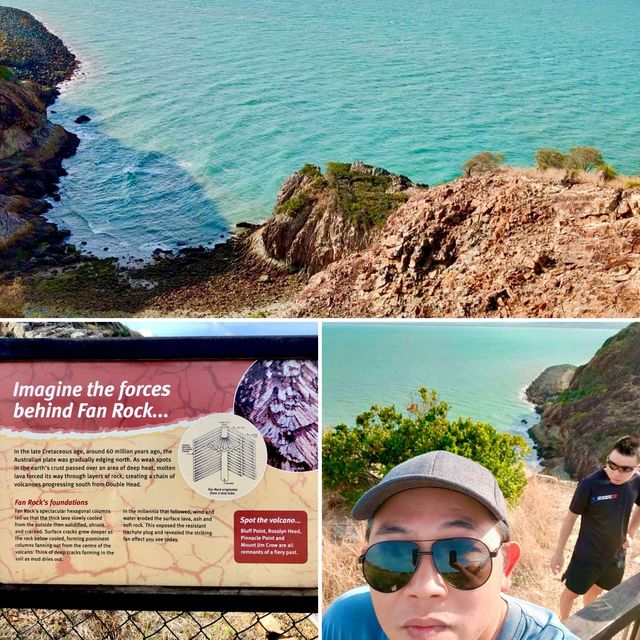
[525,364,577,408]
[253,162,417,276]
[0,9,79,265]
[0,321,140,338]
[0,6,78,90]
[0,76,79,256]
[528,323,640,479]
[281,170,640,317]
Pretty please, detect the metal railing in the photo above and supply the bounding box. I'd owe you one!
[565,573,640,640]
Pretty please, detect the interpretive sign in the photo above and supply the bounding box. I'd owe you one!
[0,337,318,595]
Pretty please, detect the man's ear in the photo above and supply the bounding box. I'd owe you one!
[500,541,521,592]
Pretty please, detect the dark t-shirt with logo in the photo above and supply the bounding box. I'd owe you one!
[569,468,640,563]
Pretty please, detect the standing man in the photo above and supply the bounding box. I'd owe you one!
[324,450,579,640]
[550,435,640,619]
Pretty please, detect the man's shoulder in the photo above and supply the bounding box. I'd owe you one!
[579,468,606,486]
[323,586,387,640]
[501,595,579,640]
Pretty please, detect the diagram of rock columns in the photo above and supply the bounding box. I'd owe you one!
[193,424,257,484]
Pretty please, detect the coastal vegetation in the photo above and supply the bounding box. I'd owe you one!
[462,151,505,175]
[0,278,25,316]
[325,162,410,227]
[535,145,618,180]
[274,161,410,227]
[0,65,14,81]
[322,387,529,506]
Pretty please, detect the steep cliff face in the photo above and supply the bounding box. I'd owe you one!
[529,323,640,479]
[282,170,640,317]
[0,8,79,258]
[0,77,78,250]
[253,162,418,275]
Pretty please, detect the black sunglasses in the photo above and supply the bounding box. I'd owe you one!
[359,537,501,593]
[607,459,637,473]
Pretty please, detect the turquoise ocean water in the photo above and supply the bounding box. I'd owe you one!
[322,323,628,461]
[6,0,640,257]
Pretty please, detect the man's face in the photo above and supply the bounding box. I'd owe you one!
[366,487,520,640]
[604,449,640,485]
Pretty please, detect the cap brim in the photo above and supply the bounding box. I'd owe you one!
[351,475,507,524]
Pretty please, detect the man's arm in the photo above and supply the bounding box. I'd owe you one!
[624,505,640,548]
[550,511,579,575]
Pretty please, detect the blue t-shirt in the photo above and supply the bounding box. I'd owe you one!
[323,586,579,640]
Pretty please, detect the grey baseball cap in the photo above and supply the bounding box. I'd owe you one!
[351,450,509,527]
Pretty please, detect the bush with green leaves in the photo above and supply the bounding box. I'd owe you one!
[462,151,505,176]
[323,387,530,507]
[325,162,409,228]
[598,163,618,182]
[566,146,604,172]
[0,66,14,81]
[535,148,567,170]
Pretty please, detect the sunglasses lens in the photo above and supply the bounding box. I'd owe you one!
[362,541,419,593]
[432,538,493,590]
[608,460,634,473]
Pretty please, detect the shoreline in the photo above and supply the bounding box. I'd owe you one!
[0,6,297,317]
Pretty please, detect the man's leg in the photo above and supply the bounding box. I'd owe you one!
[583,584,604,607]
[560,556,595,620]
[560,587,581,620]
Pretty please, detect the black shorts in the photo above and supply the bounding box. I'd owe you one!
[562,555,625,595]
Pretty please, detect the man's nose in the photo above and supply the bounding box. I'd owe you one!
[403,555,449,598]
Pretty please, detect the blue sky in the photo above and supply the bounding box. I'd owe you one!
[125,320,318,337]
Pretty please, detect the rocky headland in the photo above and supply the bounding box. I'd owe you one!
[526,323,640,479]
[525,364,577,409]
[280,170,640,317]
[0,6,79,272]
[0,7,78,90]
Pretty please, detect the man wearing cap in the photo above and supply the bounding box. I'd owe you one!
[323,450,579,640]
[550,435,640,619]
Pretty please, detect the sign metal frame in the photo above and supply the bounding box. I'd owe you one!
[0,335,318,612]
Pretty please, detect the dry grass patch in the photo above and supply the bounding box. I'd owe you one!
[0,610,317,639]
[512,166,636,189]
[0,278,25,316]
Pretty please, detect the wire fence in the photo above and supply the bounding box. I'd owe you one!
[0,609,318,640]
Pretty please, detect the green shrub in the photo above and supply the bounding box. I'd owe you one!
[322,387,530,506]
[566,146,604,172]
[299,163,321,178]
[462,151,505,176]
[598,162,618,182]
[325,161,408,227]
[277,191,312,217]
[0,66,14,81]
[326,162,353,179]
[555,385,606,404]
[535,148,567,170]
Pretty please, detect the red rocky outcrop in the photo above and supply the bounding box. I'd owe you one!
[279,170,640,317]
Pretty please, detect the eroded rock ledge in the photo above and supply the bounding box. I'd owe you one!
[251,161,419,275]
[526,323,640,479]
